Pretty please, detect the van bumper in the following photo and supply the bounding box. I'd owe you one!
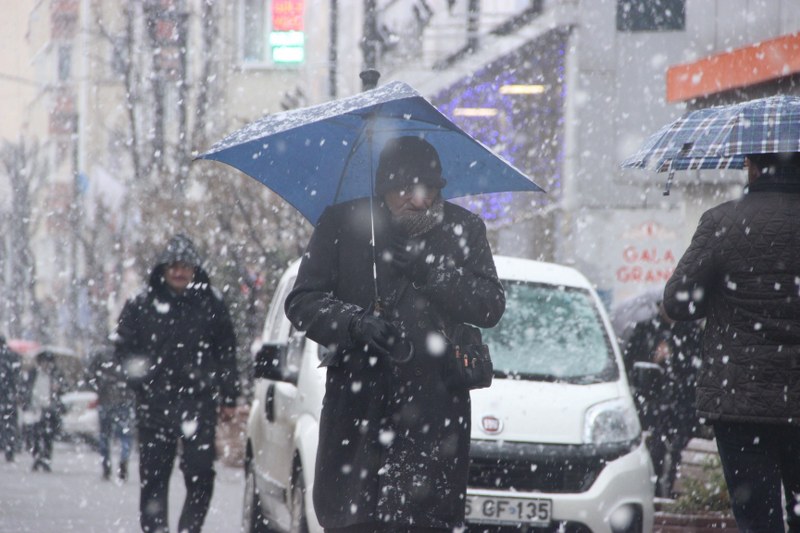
[466,441,655,533]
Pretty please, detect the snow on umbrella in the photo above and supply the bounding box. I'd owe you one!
[197,80,544,224]
[621,95,800,192]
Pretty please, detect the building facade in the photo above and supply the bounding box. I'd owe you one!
[3,0,800,343]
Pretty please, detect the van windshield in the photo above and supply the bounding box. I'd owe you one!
[482,281,618,384]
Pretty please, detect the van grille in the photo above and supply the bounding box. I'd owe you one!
[468,439,636,493]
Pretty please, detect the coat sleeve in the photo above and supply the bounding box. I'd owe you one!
[420,217,506,328]
[112,298,141,363]
[663,209,718,321]
[284,207,363,352]
[211,296,240,407]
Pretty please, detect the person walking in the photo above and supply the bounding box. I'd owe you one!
[113,234,240,533]
[22,350,65,472]
[663,152,800,532]
[87,346,135,481]
[285,135,506,532]
[621,303,702,497]
[0,336,21,462]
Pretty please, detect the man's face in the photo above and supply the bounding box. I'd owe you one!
[745,157,760,185]
[384,183,439,216]
[165,261,195,294]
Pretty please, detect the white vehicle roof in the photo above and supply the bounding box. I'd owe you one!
[493,255,594,290]
[283,255,593,290]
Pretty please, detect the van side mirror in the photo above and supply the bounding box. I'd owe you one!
[630,362,665,426]
[631,361,665,392]
[254,343,298,385]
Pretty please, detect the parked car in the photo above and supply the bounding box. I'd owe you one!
[244,256,655,533]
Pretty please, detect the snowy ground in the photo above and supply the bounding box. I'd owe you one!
[0,440,245,533]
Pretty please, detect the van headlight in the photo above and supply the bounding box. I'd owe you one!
[583,399,641,445]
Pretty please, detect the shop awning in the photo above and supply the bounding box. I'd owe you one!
[666,32,800,103]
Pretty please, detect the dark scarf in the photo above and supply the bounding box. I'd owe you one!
[390,197,445,237]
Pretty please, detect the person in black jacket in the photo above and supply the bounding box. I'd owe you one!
[113,234,239,533]
[664,152,800,532]
[622,307,702,498]
[285,136,506,532]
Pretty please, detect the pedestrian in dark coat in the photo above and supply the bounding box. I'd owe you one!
[622,308,701,497]
[114,234,239,533]
[285,136,506,532]
[0,336,21,462]
[663,152,800,532]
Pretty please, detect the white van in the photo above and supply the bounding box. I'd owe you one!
[243,256,655,533]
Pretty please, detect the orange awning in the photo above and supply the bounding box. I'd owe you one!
[666,32,800,103]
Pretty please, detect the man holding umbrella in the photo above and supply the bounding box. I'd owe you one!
[663,152,800,532]
[285,135,506,532]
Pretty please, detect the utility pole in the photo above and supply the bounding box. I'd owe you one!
[362,0,379,70]
[329,0,338,98]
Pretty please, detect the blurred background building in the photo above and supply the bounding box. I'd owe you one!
[1,0,799,352]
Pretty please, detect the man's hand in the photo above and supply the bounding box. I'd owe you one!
[219,406,237,422]
[389,235,428,284]
[350,312,397,356]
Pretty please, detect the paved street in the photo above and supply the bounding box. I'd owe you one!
[0,440,245,533]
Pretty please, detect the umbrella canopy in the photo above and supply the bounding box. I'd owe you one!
[610,287,664,346]
[622,95,800,173]
[198,81,543,224]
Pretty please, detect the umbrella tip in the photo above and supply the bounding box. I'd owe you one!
[360,69,381,91]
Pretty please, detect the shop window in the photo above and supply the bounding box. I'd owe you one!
[617,0,685,32]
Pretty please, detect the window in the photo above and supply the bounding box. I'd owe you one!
[481,282,618,383]
[58,44,72,81]
[242,0,267,63]
[110,36,128,77]
[617,0,685,32]
[241,0,305,66]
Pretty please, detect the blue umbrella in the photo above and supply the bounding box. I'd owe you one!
[622,95,800,191]
[197,81,543,224]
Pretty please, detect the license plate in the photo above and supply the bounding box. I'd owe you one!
[465,495,552,525]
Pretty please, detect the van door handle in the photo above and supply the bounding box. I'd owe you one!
[265,383,275,422]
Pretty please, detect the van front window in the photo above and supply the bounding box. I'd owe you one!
[483,281,618,384]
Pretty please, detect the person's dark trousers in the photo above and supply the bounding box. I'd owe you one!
[1,407,18,461]
[98,404,134,478]
[713,421,800,533]
[31,409,59,471]
[137,420,216,533]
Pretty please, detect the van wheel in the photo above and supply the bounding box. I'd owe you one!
[290,470,309,533]
[243,459,274,533]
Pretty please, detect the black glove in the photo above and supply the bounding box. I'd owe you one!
[349,311,397,356]
[389,235,428,284]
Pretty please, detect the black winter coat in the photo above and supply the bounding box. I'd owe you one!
[285,198,505,529]
[114,264,239,430]
[663,181,800,424]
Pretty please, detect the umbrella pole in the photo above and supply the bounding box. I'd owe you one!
[366,116,382,315]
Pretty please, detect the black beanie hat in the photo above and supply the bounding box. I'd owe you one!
[375,136,446,196]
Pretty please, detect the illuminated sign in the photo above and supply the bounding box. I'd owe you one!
[271,0,304,63]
